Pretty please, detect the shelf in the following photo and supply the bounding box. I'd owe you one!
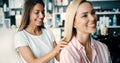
[87,0,120,1]
[107,26,120,28]
[8,0,24,9]
[10,8,22,10]
[96,12,120,15]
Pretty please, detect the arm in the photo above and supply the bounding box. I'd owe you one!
[18,39,68,63]
[53,38,68,61]
[53,42,59,61]
[18,46,58,63]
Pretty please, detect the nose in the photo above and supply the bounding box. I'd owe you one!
[39,12,44,18]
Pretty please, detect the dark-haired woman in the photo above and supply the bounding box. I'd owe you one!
[14,0,67,63]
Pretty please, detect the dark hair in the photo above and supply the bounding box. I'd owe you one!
[32,0,45,7]
[18,0,45,31]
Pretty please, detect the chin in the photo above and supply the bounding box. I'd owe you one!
[37,23,43,26]
[89,28,97,33]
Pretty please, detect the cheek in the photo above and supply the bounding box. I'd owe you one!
[30,14,34,20]
[29,15,36,24]
[81,21,87,26]
[30,17,34,23]
[30,14,37,21]
[74,16,88,29]
[75,20,86,31]
[76,20,87,27]
[30,12,37,18]
[78,21,88,32]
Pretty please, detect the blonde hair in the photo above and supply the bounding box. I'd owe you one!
[64,0,86,42]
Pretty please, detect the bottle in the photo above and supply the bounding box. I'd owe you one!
[15,11,21,28]
[0,8,4,19]
[112,15,117,26]
[0,8,4,25]
[3,3,7,12]
[103,25,108,36]
[96,21,101,35]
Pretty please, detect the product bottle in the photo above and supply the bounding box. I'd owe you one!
[103,25,108,36]
[112,15,117,26]
[3,3,7,12]
[15,11,21,28]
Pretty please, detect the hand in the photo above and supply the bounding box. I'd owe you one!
[53,38,68,54]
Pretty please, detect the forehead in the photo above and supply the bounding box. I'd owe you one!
[32,3,44,11]
[77,2,93,13]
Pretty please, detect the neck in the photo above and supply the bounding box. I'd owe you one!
[76,33,91,47]
[25,25,42,35]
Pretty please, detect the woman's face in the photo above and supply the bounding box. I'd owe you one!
[29,3,45,27]
[74,2,97,34]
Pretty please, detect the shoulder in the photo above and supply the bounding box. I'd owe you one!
[15,30,23,36]
[61,38,74,54]
[16,30,24,35]
[15,30,27,39]
[92,39,108,49]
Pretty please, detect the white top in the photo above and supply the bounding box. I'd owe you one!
[14,29,55,63]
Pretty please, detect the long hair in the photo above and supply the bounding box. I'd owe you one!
[64,0,93,42]
[18,0,45,31]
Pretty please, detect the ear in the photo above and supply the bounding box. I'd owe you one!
[73,21,76,28]
[73,24,76,28]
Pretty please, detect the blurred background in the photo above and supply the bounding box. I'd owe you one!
[0,0,120,63]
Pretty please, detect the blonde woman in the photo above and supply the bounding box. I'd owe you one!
[14,0,67,63]
[60,0,112,63]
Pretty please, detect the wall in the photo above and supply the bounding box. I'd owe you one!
[0,29,22,63]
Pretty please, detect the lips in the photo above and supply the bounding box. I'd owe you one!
[36,19,43,22]
[87,24,96,27]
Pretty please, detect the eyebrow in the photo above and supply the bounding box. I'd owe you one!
[80,9,94,14]
[34,9,45,12]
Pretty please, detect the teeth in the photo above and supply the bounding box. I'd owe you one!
[87,24,95,27]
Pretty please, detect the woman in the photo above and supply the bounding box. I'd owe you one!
[60,0,112,63]
[14,0,67,63]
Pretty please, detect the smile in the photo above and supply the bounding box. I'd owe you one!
[87,24,96,27]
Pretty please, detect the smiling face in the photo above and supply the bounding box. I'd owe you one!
[29,3,45,27]
[74,2,97,35]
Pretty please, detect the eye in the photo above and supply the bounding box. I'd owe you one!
[34,11,39,14]
[82,14,87,18]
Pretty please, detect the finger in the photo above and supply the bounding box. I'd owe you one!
[61,37,65,40]
[60,44,67,47]
[59,41,68,45]
[59,45,67,48]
